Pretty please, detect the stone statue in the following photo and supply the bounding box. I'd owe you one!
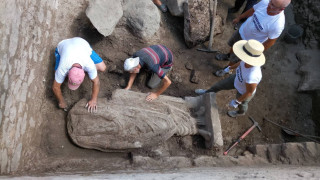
[67,89,223,152]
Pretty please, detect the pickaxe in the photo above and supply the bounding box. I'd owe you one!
[197,0,218,53]
[224,116,261,155]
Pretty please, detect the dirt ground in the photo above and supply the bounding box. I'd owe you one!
[39,1,316,173]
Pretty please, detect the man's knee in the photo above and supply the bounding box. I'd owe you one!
[96,62,107,72]
[147,81,160,89]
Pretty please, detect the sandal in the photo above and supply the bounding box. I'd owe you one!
[215,53,230,61]
[156,4,168,13]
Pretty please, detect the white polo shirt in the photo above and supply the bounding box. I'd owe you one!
[55,37,97,83]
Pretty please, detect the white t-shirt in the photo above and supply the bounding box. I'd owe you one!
[55,37,97,83]
[234,61,262,95]
[239,0,285,43]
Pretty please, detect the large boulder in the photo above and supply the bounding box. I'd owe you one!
[67,89,223,152]
[86,0,123,37]
[167,0,188,17]
[123,0,160,39]
[296,50,320,91]
[184,0,222,48]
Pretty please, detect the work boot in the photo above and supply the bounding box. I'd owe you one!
[215,53,230,61]
[227,110,245,118]
[195,89,207,95]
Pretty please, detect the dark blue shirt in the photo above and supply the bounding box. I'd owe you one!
[133,45,173,79]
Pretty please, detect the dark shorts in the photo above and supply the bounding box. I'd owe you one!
[227,29,243,47]
[54,48,102,70]
[227,30,242,63]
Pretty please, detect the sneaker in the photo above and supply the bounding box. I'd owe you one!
[227,110,245,118]
[195,89,206,95]
[215,53,230,61]
[214,69,228,77]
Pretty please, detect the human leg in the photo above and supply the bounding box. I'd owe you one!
[147,67,171,89]
[90,50,106,72]
[206,74,236,93]
[152,0,167,12]
[215,30,241,61]
[227,92,255,117]
[236,91,255,114]
[229,0,246,13]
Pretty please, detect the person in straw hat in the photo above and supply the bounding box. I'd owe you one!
[123,45,173,101]
[195,39,265,117]
[214,0,291,77]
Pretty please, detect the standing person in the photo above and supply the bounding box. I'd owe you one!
[195,39,265,118]
[215,0,291,77]
[124,45,173,101]
[52,37,106,112]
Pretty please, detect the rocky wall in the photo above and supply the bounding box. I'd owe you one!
[293,0,320,48]
[0,0,88,174]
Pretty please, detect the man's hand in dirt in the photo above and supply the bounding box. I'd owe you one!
[85,100,97,113]
[124,86,131,90]
[146,92,159,102]
[59,101,68,112]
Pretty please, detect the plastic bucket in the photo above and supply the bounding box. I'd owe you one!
[284,24,304,44]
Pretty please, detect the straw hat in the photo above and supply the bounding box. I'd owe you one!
[233,39,265,66]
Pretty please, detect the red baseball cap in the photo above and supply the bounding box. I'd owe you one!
[68,67,85,90]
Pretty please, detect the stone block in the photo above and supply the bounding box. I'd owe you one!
[68,90,223,152]
[183,0,222,48]
[123,0,160,39]
[86,0,123,37]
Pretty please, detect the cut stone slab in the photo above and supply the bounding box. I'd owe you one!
[249,142,320,165]
[185,92,224,148]
[123,0,160,39]
[167,0,188,17]
[86,0,123,37]
[183,0,222,48]
[67,89,223,152]
[296,50,320,91]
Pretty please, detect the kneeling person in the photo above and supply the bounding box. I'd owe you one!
[195,39,265,117]
[124,45,173,101]
[52,37,106,112]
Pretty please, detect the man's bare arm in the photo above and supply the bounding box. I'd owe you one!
[146,75,171,101]
[233,8,255,24]
[52,80,67,109]
[125,73,137,90]
[263,38,277,51]
[86,76,100,113]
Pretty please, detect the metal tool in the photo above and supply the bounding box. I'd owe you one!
[282,128,320,139]
[197,0,218,53]
[263,117,320,144]
[224,116,261,155]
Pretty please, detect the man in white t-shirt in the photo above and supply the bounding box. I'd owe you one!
[214,0,291,77]
[52,37,106,112]
[195,39,265,118]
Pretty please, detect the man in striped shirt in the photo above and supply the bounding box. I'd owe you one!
[124,45,173,101]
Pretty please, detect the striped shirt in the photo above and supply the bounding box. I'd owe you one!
[133,45,173,79]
